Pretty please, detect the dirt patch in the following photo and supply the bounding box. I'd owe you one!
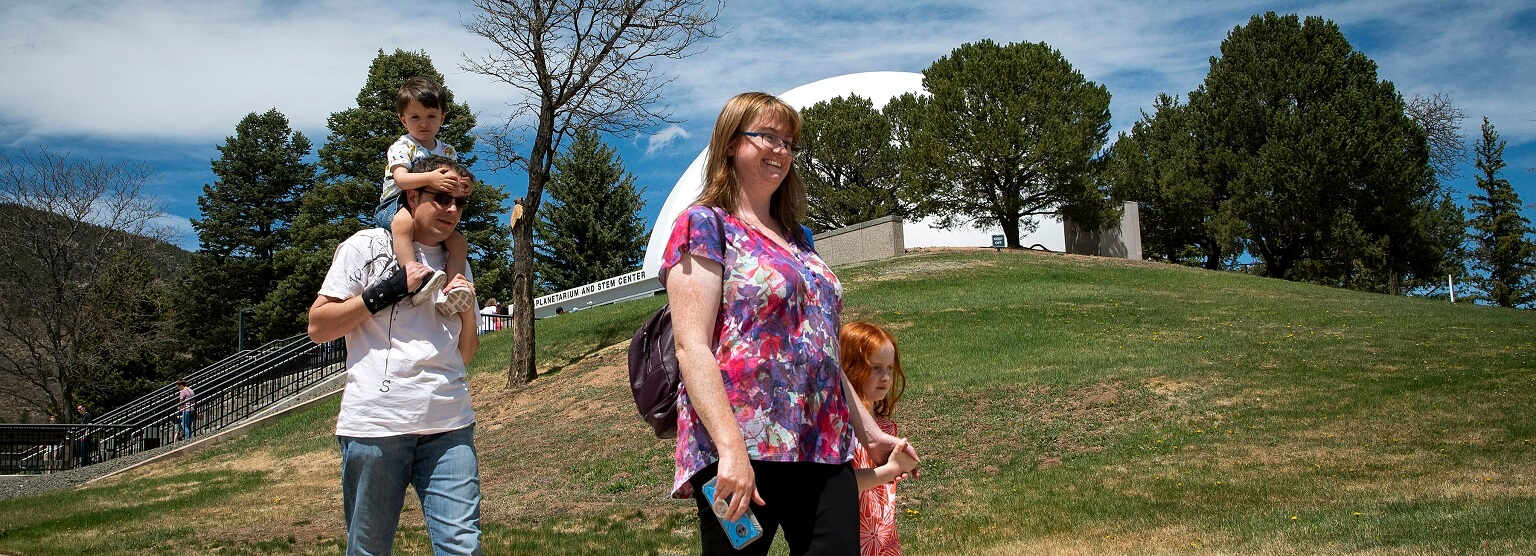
[466,342,681,522]
[844,251,997,283]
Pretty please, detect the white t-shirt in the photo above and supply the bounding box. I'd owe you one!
[319,228,477,437]
[381,134,457,202]
[477,305,499,333]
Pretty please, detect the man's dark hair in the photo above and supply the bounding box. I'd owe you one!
[409,155,464,175]
[396,77,448,114]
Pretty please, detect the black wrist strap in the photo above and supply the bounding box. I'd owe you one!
[361,266,410,314]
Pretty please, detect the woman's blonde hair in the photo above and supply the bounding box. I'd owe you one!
[695,92,808,245]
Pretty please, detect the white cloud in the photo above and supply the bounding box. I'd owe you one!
[0,0,506,141]
[2,0,1531,160]
[644,125,691,155]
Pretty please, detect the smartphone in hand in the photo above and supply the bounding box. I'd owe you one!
[702,476,763,549]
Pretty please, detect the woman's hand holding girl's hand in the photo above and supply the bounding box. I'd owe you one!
[868,430,921,480]
[890,439,918,473]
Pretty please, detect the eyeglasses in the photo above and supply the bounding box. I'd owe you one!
[739,131,802,155]
[425,190,469,210]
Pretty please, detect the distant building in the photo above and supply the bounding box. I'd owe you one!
[534,72,1134,317]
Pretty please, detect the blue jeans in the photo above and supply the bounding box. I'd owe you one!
[339,425,482,556]
[375,193,403,231]
[178,410,195,439]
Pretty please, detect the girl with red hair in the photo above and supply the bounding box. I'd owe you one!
[841,321,913,556]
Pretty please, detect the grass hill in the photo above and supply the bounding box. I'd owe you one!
[1,248,1532,555]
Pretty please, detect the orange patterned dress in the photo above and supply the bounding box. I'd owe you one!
[852,415,902,556]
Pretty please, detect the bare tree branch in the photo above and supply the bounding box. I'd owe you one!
[462,0,724,388]
[1405,91,1468,180]
[0,149,173,420]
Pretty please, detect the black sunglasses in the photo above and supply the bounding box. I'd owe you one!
[424,190,469,210]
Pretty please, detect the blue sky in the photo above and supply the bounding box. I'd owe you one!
[3,0,1532,251]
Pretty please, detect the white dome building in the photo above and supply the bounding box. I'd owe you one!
[532,72,1129,317]
[641,71,1066,278]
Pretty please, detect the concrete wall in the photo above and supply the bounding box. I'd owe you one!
[1063,202,1142,260]
[814,215,905,267]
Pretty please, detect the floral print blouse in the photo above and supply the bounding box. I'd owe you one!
[660,205,855,498]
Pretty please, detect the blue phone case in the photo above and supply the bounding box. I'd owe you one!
[702,476,764,549]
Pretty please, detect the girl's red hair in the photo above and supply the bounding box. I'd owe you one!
[840,321,905,418]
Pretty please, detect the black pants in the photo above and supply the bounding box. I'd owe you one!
[690,460,859,556]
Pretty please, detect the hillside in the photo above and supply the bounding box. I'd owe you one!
[0,202,191,273]
[1,248,1532,555]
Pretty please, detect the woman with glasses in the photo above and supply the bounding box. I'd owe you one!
[660,92,920,555]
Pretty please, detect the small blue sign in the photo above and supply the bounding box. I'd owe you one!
[991,234,1005,249]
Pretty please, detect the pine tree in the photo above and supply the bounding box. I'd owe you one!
[176,109,315,356]
[1466,118,1536,308]
[799,95,906,232]
[193,109,315,261]
[275,49,512,337]
[1104,94,1230,268]
[888,39,1112,248]
[1186,13,1440,288]
[533,129,647,293]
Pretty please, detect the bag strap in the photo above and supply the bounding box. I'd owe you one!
[709,206,730,266]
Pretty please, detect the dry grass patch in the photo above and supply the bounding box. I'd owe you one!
[468,342,682,524]
[844,250,996,283]
[81,443,343,549]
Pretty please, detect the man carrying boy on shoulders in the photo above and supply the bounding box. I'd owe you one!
[308,155,482,555]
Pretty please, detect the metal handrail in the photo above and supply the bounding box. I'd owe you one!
[1,335,345,474]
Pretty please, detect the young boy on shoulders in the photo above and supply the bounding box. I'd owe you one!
[376,77,474,316]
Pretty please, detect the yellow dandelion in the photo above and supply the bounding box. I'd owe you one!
[1291,515,1298,521]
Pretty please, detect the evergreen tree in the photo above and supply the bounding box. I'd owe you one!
[888,39,1112,248]
[1400,189,1469,297]
[1188,12,1439,288]
[533,129,647,292]
[193,109,315,261]
[799,95,906,232]
[1467,118,1536,308]
[1105,94,1232,268]
[280,49,512,336]
[176,109,314,357]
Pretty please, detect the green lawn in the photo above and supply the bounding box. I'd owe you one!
[1,249,1531,555]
